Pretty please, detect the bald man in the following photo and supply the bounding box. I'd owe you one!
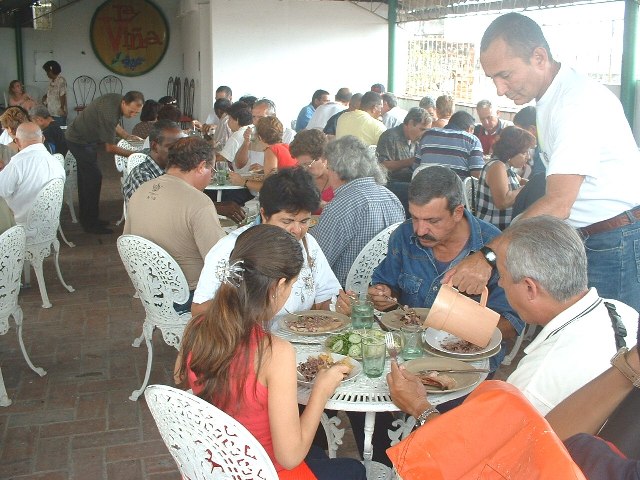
[0,122,65,228]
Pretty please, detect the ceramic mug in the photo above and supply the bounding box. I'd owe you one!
[425,281,500,347]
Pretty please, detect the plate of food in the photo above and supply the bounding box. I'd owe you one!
[423,328,502,356]
[380,308,430,331]
[281,310,350,336]
[296,352,362,387]
[324,329,387,359]
[402,357,484,393]
[422,340,501,362]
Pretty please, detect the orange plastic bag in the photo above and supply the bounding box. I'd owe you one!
[278,461,317,480]
[387,381,586,480]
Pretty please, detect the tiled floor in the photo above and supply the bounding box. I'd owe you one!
[0,153,521,479]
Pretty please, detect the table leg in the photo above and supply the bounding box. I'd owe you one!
[216,190,222,202]
[319,413,345,459]
[362,411,377,463]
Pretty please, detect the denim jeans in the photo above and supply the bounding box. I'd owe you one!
[583,220,640,313]
[304,445,366,480]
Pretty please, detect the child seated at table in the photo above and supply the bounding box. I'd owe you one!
[175,224,366,480]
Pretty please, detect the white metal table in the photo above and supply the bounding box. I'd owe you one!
[204,183,245,202]
[293,343,489,470]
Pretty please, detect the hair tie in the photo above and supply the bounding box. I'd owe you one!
[215,259,245,288]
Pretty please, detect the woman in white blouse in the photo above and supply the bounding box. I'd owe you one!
[191,167,340,329]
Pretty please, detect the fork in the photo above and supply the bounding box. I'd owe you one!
[284,307,306,319]
[385,332,398,361]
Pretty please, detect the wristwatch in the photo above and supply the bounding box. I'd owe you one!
[611,347,640,388]
[415,406,439,426]
[479,246,497,269]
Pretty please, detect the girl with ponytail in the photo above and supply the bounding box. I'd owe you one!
[176,224,365,479]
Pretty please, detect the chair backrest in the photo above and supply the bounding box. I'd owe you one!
[145,385,278,480]
[72,75,96,108]
[345,222,402,292]
[115,139,138,173]
[64,151,77,178]
[464,176,479,214]
[52,153,65,170]
[99,75,123,96]
[125,152,149,176]
[0,225,26,322]
[23,178,64,246]
[117,235,190,334]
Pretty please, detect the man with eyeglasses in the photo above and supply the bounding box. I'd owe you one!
[125,137,225,314]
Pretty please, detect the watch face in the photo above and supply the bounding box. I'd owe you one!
[486,251,497,262]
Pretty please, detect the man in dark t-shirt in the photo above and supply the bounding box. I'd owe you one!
[65,91,144,234]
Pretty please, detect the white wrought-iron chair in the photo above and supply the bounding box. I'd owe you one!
[62,151,78,224]
[125,152,148,177]
[117,235,191,401]
[145,385,279,479]
[345,222,403,293]
[0,226,47,406]
[21,178,75,309]
[52,154,75,248]
[463,176,479,214]
[502,324,538,366]
[115,139,139,225]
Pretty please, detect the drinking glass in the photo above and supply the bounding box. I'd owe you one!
[362,335,386,378]
[215,161,229,185]
[350,293,374,329]
[401,325,423,360]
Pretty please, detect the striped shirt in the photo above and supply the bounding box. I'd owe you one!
[122,151,164,201]
[476,159,520,230]
[417,127,484,179]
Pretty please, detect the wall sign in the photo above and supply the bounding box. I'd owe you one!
[90,0,169,77]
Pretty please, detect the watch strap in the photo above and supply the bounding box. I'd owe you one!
[611,347,640,388]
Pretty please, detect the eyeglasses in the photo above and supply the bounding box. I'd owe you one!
[300,158,318,169]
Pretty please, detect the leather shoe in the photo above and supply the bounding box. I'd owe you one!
[83,225,113,234]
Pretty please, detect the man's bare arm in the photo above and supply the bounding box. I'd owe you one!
[519,174,584,220]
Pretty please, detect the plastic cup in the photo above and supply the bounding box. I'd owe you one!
[351,294,374,329]
[400,325,423,360]
[215,161,229,185]
[362,335,386,378]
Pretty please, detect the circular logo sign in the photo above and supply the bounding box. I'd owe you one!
[90,0,169,77]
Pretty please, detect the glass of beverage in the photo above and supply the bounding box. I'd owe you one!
[362,335,386,378]
[350,293,374,329]
[215,161,229,185]
[401,325,423,360]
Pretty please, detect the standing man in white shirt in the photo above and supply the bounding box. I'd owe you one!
[0,122,65,232]
[306,88,351,131]
[444,12,640,313]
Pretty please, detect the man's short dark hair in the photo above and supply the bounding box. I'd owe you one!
[149,119,180,145]
[216,85,232,98]
[403,107,430,126]
[166,137,213,172]
[214,98,232,116]
[123,91,145,104]
[480,12,553,62]
[29,105,51,119]
[360,91,382,111]
[239,95,257,109]
[371,83,386,93]
[157,105,181,122]
[227,101,252,126]
[445,111,475,131]
[513,105,537,129]
[335,88,352,103]
[42,60,61,75]
[409,166,465,213]
[158,96,177,105]
[476,99,493,110]
[259,167,320,218]
[382,93,398,109]
[312,90,329,103]
[419,96,436,110]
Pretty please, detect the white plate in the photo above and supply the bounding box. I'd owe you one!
[423,328,502,356]
[281,310,350,336]
[379,308,430,331]
[295,352,362,387]
[422,341,502,362]
[402,357,483,393]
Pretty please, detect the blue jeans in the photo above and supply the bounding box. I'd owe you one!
[583,220,640,312]
[304,445,366,480]
[52,115,67,126]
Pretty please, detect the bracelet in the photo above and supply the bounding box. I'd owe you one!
[415,406,439,426]
[611,347,640,388]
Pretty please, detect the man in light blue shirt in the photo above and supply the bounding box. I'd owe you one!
[295,89,330,132]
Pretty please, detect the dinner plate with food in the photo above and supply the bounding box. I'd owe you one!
[402,357,484,393]
[380,307,430,331]
[423,328,502,356]
[295,352,362,387]
[281,310,350,336]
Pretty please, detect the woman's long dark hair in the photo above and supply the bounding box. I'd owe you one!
[179,224,303,412]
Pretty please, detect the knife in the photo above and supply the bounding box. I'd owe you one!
[417,368,490,374]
